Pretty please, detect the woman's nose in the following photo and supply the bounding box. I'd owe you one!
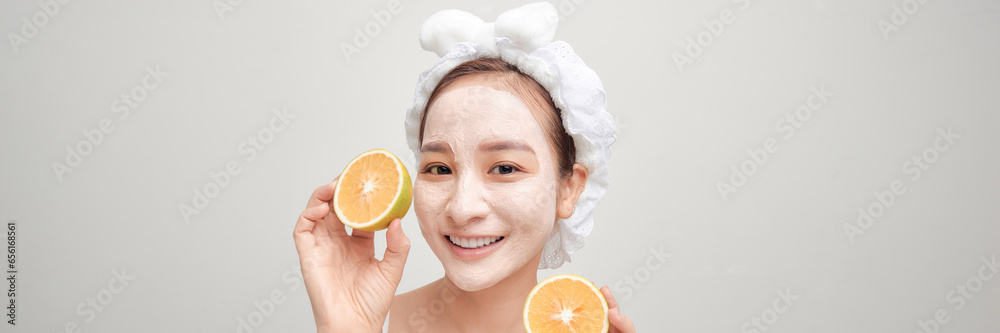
[445,173,490,227]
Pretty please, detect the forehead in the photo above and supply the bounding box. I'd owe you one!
[423,83,548,143]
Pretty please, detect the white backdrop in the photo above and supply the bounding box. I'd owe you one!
[1,0,998,332]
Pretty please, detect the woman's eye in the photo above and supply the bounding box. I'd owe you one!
[427,165,451,175]
[490,164,516,175]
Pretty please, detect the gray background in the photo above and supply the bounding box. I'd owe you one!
[1,0,998,332]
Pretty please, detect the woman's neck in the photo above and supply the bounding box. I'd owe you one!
[438,251,542,332]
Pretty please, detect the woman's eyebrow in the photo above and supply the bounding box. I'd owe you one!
[420,141,452,153]
[479,140,535,155]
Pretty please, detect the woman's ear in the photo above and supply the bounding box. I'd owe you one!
[557,163,589,219]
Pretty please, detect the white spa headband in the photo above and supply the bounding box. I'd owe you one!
[403,2,616,269]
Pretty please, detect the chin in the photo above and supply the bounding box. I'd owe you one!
[437,238,516,291]
[445,269,504,292]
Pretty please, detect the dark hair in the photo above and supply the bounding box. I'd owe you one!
[418,58,576,179]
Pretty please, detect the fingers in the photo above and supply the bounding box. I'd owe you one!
[301,200,332,223]
[300,182,339,224]
[608,308,635,333]
[379,219,410,283]
[293,202,329,254]
[601,286,636,333]
[601,285,619,309]
[306,179,338,210]
[293,182,344,254]
[293,214,318,254]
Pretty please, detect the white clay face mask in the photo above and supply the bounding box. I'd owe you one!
[414,84,560,291]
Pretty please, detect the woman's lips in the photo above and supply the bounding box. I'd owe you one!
[445,235,505,260]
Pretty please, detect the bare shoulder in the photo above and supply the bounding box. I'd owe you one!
[388,279,446,332]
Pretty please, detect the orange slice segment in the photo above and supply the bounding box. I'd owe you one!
[524,274,609,333]
[333,149,412,231]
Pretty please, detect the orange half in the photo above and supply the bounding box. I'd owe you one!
[524,274,609,333]
[333,149,412,231]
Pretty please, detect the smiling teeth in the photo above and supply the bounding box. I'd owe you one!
[448,236,503,249]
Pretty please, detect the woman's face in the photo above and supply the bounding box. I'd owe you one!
[414,80,560,291]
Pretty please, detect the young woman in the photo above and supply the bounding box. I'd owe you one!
[293,3,635,332]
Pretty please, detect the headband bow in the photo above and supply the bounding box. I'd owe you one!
[419,2,559,57]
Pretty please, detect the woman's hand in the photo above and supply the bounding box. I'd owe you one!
[601,286,637,333]
[292,178,411,333]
